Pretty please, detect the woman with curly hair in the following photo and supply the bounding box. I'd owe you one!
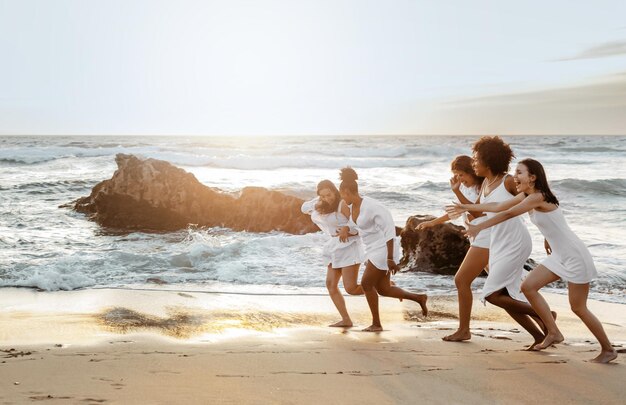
[454,136,548,349]
[301,179,365,327]
[453,159,617,363]
[337,167,428,332]
[417,155,491,341]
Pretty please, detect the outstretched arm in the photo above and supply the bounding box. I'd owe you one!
[464,194,543,238]
[447,193,525,217]
[415,213,449,230]
[450,176,484,218]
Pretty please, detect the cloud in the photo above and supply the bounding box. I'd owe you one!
[555,40,626,61]
[425,72,626,135]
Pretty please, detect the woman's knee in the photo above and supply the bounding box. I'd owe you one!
[454,273,472,289]
[376,285,391,296]
[344,284,360,295]
[325,277,338,293]
[570,303,587,316]
[521,280,536,295]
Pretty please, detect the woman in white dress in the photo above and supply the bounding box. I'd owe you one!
[416,155,491,342]
[302,179,365,327]
[452,136,547,349]
[337,168,428,332]
[455,159,617,363]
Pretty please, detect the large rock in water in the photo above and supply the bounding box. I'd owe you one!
[71,154,318,234]
[399,215,471,275]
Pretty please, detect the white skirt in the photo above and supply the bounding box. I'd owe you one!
[323,238,365,269]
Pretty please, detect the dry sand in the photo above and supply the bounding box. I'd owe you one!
[0,287,624,404]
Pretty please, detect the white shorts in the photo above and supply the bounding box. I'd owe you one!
[469,216,491,249]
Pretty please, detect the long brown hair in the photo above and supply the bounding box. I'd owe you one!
[316,180,341,214]
[451,155,483,189]
[518,158,559,206]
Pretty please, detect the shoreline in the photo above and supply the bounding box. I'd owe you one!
[1,287,624,403]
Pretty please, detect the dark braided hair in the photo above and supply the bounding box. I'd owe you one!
[339,167,358,194]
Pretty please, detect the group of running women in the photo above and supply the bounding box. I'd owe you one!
[301,135,617,364]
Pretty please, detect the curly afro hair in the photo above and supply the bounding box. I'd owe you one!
[472,136,515,175]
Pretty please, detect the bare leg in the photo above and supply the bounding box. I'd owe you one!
[485,289,545,347]
[340,264,364,295]
[325,265,352,327]
[444,246,489,342]
[486,289,541,317]
[568,283,617,363]
[521,266,563,350]
[376,273,428,317]
[360,262,386,331]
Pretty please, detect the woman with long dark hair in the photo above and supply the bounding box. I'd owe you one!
[301,179,365,327]
[451,159,617,363]
[337,167,427,332]
[417,155,491,341]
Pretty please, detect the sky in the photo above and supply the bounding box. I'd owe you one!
[1,0,625,136]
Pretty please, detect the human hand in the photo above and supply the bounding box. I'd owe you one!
[449,175,461,192]
[415,221,433,231]
[445,203,466,219]
[463,224,480,239]
[387,259,400,275]
[336,226,351,242]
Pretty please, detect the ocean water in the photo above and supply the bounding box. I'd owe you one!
[1,135,625,303]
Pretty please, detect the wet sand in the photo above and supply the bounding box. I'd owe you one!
[0,288,624,404]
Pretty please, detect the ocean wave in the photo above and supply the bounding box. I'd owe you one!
[12,179,99,193]
[552,178,626,196]
[560,146,625,153]
[0,145,162,165]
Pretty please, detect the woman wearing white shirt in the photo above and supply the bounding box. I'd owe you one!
[302,179,365,327]
[416,155,490,342]
[338,168,428,332]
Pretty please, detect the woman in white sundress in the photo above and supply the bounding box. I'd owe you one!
[453,158,617,363]
[448,136,547,349]
[302,179,365,327]
[337,167,428,332]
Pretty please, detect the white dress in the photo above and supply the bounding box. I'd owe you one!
[480,177,532,303]
[301,197,365,269]
[528,208,597,283]
[459,184,490,249]
[349,196,399,271]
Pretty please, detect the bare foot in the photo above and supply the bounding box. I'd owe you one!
[589,350,618,364]
[329,320,353,327]
[442,329,471,342]
[362,324,383,332]
[526,341,542,351]
[536,332,564,350]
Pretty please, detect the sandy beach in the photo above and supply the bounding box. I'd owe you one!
[0,287,624,404]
